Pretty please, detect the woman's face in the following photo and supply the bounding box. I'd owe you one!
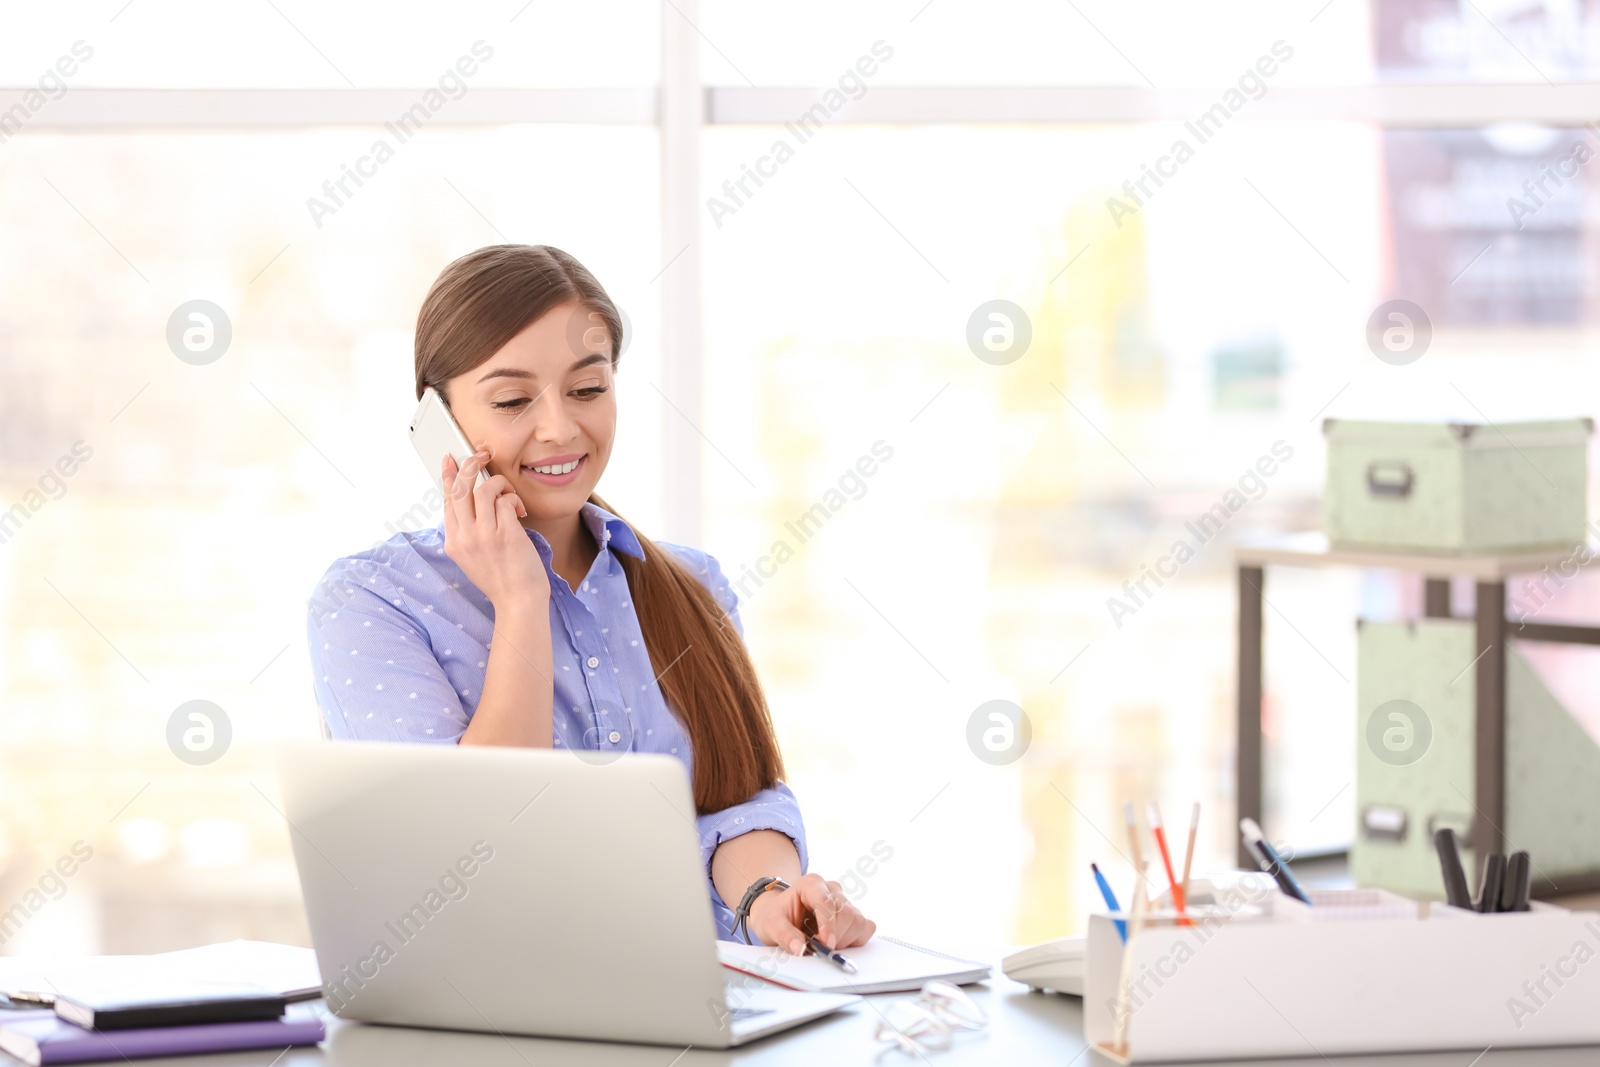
[442,301,616,527]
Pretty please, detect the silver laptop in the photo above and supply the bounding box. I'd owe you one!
[275,741,859,1047]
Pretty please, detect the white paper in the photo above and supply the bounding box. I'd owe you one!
[0,940,320,1000]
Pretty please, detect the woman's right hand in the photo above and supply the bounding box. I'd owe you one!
[441,451,549,611]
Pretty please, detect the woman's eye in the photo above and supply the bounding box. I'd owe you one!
[491,398,530,410]
[571,386,609,400]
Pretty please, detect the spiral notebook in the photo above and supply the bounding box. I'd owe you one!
[717,937,990,994]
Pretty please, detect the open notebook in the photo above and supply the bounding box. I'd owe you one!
[718,937,990,995]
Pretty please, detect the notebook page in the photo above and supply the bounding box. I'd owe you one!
[718,937,989,993]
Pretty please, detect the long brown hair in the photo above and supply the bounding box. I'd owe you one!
[414,244,785,814]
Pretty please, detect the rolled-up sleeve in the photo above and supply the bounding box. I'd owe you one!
[698,782,810,940]
[307,566,467,744]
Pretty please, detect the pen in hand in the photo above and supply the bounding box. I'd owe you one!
[805,936,857,974]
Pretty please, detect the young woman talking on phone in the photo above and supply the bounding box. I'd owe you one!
[306,245,874,956]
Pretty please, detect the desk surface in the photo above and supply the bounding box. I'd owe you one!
[27,948,1596,1067]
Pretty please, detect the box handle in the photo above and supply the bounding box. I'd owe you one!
[1361,805,1407,842]
[1365,460,1414,499]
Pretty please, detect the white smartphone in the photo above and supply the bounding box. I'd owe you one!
[410,386,489,496]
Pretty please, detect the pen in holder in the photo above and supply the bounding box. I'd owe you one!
[1109,861,1149,1056]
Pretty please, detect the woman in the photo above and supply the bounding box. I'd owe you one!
[306,244,874,956]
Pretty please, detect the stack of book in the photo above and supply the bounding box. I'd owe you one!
[0,941,324,1065]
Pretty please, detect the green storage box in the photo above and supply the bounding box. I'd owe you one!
[1352,618,1600,897]
[1323,418,1591,553]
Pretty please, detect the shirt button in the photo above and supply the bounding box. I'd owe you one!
[608,730,621,744]
[586,656,600,669]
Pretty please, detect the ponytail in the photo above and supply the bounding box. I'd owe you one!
[591,494,786,814]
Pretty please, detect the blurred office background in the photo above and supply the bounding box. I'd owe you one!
[3,0,1600,955]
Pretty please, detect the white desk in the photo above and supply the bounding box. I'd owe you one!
[19,949,1597,1067]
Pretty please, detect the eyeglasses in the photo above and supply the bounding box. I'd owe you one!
[871,980,988,1054]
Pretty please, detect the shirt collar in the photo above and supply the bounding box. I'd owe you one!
[579,500,645,560]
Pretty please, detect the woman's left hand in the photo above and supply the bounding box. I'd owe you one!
[747,872,876,955]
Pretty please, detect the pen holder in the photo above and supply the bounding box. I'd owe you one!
[1086,889,1600,1063]
[1268,886,1419,922]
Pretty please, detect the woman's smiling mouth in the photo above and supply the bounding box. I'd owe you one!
[522,454,585,484]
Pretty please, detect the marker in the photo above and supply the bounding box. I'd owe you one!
[1091,862,1127,942]
[1179,801,1200,904]
[1502,851,1532,912]
[804,936,857,974]
[1476,853,1506,914]
[1434,828,1473,910]
[1147,802,1190,926]
[1240,817,1312,904]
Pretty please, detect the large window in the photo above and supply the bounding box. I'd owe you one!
[3,0,1598,955]
[0,126,659,954]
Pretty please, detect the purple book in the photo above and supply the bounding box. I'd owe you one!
[0,1009,324,1065]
